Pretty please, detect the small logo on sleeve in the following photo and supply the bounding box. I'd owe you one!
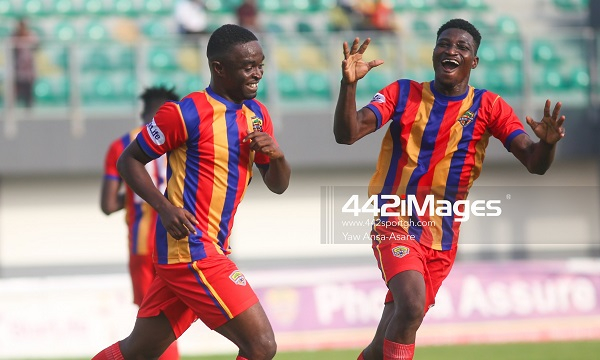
[146,119,165,145]
[372,93,386,103]
[392,245,410,258]
[229,270,247,286]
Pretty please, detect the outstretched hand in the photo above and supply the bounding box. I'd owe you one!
[342,37,384,84]
[526,100,566,145]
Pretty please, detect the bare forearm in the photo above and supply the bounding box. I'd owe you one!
[526,140,556,175]
[334,80,359,144]
[117,157,171,212]
[263,157,291,194]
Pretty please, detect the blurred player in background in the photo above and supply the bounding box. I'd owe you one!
[333,18,566,360]
[93,24,291,360]
[100,85,181,359]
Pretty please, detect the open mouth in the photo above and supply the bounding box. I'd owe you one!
[441,59,460,71]
[247,83,258,91]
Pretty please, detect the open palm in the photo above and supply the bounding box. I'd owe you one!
[342,38,384,84]
[526,100,566,145]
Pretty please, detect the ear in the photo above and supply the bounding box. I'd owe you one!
[211,60,225,77]
[471,55,479,69]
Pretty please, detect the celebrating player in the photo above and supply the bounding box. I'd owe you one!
[93,24,291,360]
[333,18,566,360]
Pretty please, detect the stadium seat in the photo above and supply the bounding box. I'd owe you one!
[503,40,524,63]
[0,0,17,18]
[115,47,135,70]
[82,47,113,71]
[143,0,171,15]
[412,19,433,36]
[147,47,179,71]
[537,67,566,91]
[477,42,498,64]
[54,22,78,41]
[34,77,69,105]
[113,0,139,17]
[259,0,286,13]
[495,16,519,37]
[84,76,118,103]
[567,66,590,89]
[304,71,331,98]
[465,0,488,11]
[140,19,171,39]
[53,0,79,16]
[23,0,46,16]
[436,0,467,10]
[553,0,588,11]
[0,23,11,39]
[85,21,110,41]
[84,0,107,14]
[405,0,433,11]
[277,72,302,98]
[532,40,561,63]
[204,0,241,13]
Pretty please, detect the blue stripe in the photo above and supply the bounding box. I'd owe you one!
[187,263,230,319]
[178,97,206,260]
[406,92,448,240]
[504,129,526,151]
[243,99,263,119]
[378,80,410,221]
[440,89,486,249]
[156,216,169,264]
[131,202,142,254]
[216,108,240,249]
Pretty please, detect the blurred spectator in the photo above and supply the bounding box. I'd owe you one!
[174,0,209,36]
[330,0,364,32]
[366,0,396,32]
[11,18,38,108]
[237,0,261,32]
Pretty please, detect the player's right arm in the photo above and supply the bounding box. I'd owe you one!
[334,37,383,145]
[100,140,125,215]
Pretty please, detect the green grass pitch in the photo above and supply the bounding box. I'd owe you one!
[183,340,600,360]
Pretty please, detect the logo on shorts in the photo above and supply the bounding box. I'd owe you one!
[392,245,410,258]
[146,119,165,145]
[229,270,247,286]
[372,92,386,104]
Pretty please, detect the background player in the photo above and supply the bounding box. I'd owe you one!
[333,18,566,360]
[100,85,181,359]
[93,24,291,360]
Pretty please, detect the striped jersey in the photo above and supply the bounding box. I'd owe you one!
[103,126,167,256]
[365,80,526,250]
[136,87,274,264]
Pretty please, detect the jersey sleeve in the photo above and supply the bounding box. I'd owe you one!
[103,138,123,181]
[136,101,188,159]
[363,80,401,130]
[487,95,527,151]
[253,103,276,169]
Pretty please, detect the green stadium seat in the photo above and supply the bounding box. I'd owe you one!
[85,21,110,41]
[141,19,171,39]
[114,0,139,17]
[495,16,519,37]
[259,0,285,13]
[477,42,498,64]
[277,73,301,99]
[568,66,590,89]
[84,76,118,103]
[465,0,488,11]
[84,0,108,14]
[304,71,331,98]
[183,75,203,95]
[412,19,432,36]
[34,77,69,104]
[532,40,561,63]
[54,22,78,41]
[23,0,46,16]
[436,0,467,10]
[120,74,137,99]
[115,47,135,69]
[503,40,524,63]
[148,47,179,71]
[82,47,113,71]
[553,0,588,11]
[53,0,79,16]
[205,0,241,13]
[405,0,433,11]
[143,0,170,15]
[537,67,566,91]
[0,0,17,18]
[0,23,11,39]
[296,21,315,33]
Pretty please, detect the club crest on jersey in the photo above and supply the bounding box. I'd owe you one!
[229,270,247,286]
[146,119,165,145]
[458,110,476,127]
[251,116,263,132]
[392,245,410,258]
[372,92,386,104]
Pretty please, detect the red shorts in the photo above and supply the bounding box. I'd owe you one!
[137,254,259,335]
[372,227,457,311]
[129,254,156,306]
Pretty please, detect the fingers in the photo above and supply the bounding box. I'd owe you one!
[551,101,562,120]
[525,115,536,129]
[357,38,371,54]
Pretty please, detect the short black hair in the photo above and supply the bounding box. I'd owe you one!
[140,85,179,108]
[437,18,481,53]
[206,24,258,61]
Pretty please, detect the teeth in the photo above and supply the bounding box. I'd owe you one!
[443,59,459,65]
[249,83,257,89]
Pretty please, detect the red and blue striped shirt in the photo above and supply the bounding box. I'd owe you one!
[366,80,525,250]
[136,87,274,264]
[104,126,166,256]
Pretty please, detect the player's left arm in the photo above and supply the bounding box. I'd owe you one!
[100,178,124,215]
[510,99,566,175]
[244,131,291,194]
